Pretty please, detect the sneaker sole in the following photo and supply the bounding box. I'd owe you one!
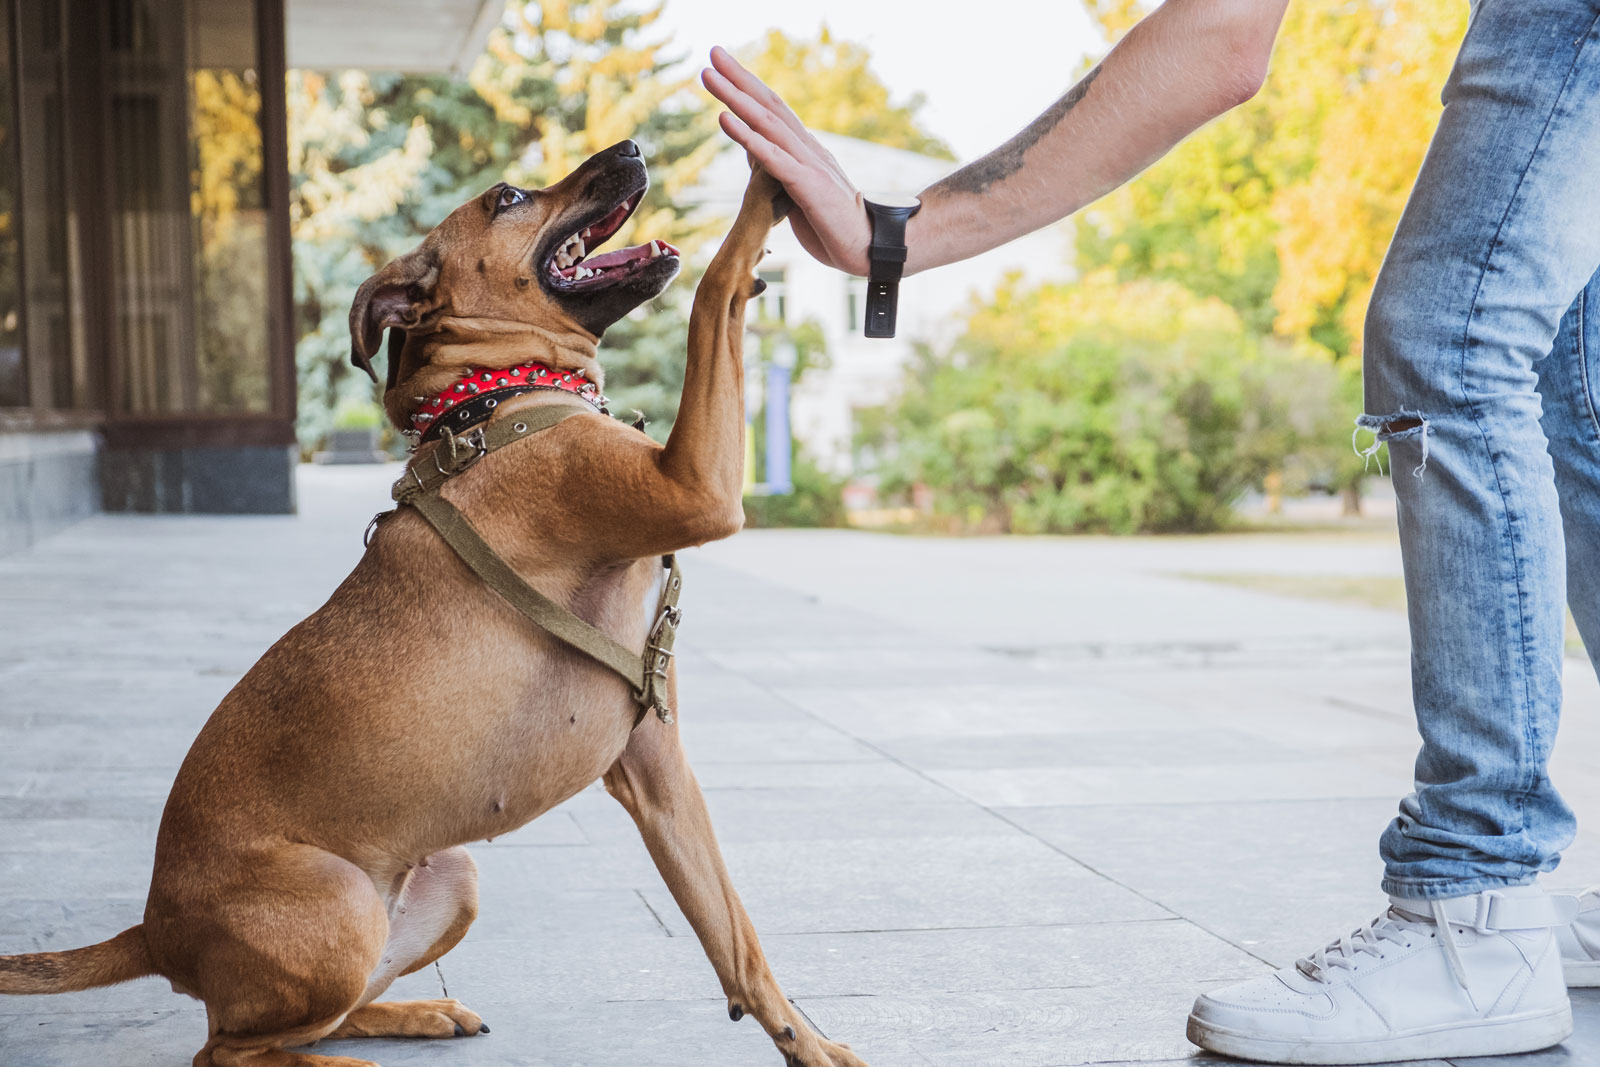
[1565,959,1600,988]
[1186,1003,1572,1065]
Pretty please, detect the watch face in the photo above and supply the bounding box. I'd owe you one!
[864,193,922,210]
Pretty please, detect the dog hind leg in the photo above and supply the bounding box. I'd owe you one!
[170,844,389,1067]
[604,722,868,1067]
[323,846,486,1041]
[354,846,480,1003]
[202,1049,378,1067]
[326,998,485,1039]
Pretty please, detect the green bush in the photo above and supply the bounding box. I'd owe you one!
[742,450,848,529]
[866,271,1360,534]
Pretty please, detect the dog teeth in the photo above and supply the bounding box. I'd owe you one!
[555,230,589,270]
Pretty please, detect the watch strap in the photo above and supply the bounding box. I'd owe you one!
[864,198,920,339]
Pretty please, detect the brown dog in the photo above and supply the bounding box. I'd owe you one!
[0,142,867,1067]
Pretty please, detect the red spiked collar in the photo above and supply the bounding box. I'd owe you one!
[411,362,606,441]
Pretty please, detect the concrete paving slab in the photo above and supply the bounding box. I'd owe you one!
[1003,798,1396,967]
[871,728,1307,771]
[755,922,1265,998]
[927,758,1412,809]
[640,834,1172,936]
[774,680,1198,743]
[797,984,1234,1067]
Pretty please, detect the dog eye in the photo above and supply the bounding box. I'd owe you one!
[498,187,527,210]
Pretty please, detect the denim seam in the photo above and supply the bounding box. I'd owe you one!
[1381,873,1540,899]
[1577,289,1600,440]
[1453,13,1600,870]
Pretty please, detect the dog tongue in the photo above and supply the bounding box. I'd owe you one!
[584,243,658,271]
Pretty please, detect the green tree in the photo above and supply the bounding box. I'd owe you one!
[742,28,954,159]
[1075,0,1468,354]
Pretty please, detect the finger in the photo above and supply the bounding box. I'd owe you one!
[702,69,813,164]
[717,113,805,186]
[708,46,813,144]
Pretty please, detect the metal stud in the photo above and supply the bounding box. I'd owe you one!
[496,377,508,386]
[467,383,480,394]
[454,384,465,394]
[511,368,522,377]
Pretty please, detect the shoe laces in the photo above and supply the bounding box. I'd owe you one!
[1296,901,1472,999]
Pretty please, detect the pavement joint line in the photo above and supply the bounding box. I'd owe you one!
[433,960,449,999]
[753,917,1194,936]
[1323,694,1415,722]
[978,806,1278,972]
[635,888,674,937]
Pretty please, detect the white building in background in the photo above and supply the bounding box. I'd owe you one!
[688,133,1077,477]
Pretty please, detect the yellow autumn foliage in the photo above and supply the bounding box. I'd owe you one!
[1082,0,1469,360]
[1270,0,1469,353]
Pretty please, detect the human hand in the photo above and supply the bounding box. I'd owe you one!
[701,46,873,276]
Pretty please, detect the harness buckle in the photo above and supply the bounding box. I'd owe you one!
[650,647,675,678]
[434,426,488,477]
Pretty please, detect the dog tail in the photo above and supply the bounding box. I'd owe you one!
[0,925,158,995]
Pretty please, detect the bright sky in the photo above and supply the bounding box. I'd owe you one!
[655,0,1107,161]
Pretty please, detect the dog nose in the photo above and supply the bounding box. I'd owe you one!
[613,140,641,158]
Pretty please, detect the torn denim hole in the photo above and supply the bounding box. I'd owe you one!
[1353,410,1431,478]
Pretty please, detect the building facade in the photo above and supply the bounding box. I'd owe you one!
[0,0,498,555]
[0,0,299,554]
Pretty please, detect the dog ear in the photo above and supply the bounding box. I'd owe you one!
[348,249,439,384]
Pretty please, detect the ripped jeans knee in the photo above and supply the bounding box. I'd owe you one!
[1354,410,1431,477]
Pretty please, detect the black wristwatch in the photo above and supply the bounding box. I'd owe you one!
[862,195,921,338]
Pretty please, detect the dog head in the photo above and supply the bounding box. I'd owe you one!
[347,139,680,423]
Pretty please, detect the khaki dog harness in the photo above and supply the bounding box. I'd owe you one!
[386,402,682,727]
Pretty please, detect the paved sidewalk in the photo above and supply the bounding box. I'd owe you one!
[2,466,1597,1067]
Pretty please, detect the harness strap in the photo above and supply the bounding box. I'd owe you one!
[387,401,680,727]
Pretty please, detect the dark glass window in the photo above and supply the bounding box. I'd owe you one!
[107,0,270,416]
[188,0,269,413]
[16,0,90,410]
[0,0,20,408]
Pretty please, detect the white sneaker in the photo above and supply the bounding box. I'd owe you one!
[1187,886,1577,1064]
[1556,885,1600,987]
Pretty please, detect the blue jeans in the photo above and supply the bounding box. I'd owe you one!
[1362,0,1600,899]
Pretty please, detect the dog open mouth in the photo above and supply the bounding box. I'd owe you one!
[543,193,680,291]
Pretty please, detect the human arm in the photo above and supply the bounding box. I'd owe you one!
[701,0,1289,277]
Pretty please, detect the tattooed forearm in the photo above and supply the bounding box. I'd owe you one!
[926,66,1102,199]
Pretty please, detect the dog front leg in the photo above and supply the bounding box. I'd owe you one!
[559,167,789,560]
[604,724,868,1067]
